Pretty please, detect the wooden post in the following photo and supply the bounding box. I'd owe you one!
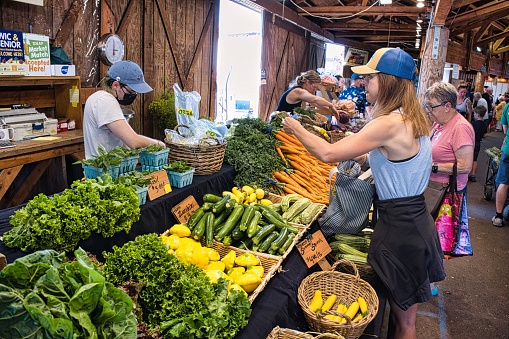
[417,26,450,103]
[474,72,484,93]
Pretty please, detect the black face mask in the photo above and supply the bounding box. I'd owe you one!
[116,86,138,105]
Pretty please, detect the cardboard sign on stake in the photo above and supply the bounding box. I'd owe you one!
[146,170,171,201]
[296,230,332,269]
[171,195,200,224]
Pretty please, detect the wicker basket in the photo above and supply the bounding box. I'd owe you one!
[161,230,282,303]
[164,124,226,175]
[0,253,6,271]
[328,130,346,144]
[297,260,379,339]
[267,326,344,339]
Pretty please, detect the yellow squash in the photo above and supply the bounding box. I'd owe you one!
[320,294,337,313]
[308,290,323,312]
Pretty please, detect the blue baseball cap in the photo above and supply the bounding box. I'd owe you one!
[107,60,153,93]
[351,73,363,81]
[351,48,416,80]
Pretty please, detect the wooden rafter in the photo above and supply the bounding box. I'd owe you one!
[477,28,509,46]
[322,22,417,31]
[493,26,509,50]
[297,6,426,16]
[446,1,509,26]
[433,0,454,26]
[473,21,491,43]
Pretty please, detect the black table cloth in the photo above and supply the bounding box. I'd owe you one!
[0,162,385,338]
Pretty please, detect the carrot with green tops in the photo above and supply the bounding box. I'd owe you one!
[276,147,288,167]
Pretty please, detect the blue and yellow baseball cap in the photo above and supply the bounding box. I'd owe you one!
[351,48,416,80]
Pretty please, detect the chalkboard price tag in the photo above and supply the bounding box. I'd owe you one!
[172,195,199,224]
[296,230,332,268]
[146,170,171,201]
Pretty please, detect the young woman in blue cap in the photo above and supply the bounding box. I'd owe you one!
[84,60,165,159]
[283,48,445,339]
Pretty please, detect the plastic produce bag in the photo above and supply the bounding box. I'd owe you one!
[173,83,201,125]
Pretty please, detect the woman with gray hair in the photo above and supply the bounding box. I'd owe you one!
[473,92,489,121]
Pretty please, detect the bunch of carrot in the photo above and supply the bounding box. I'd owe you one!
[273,130,336,204]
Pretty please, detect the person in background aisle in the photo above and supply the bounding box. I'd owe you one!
[276,70,338,116]
[468,106,488,182]
[482,86,494,128]
[494,94,507,132]
[283,47,445,339]
[491,99,509,227]
[473,92,489,128]
[456,85,473,122]
[337,73,367,115]
[84,60,165,159]
[426,82,474,198]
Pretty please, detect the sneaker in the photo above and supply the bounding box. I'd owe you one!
[492,216,503,227]
[468,175,476,182]
[431,285,439,296]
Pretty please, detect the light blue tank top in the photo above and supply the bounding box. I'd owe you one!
[369,136,431,200]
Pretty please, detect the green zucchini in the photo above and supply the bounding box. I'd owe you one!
[239,205,255,231]
[187,208,204,230]
[203,193,223,203]
[205,212,215,247]
[261,209,299,234]
[278,233,296,255]
[237,237,254,250]
[252,223,276,245]
[271,227,289,251]
[191,213,207,240]
[222,235,233,246]
[231,224,246,241]
[214,206,233,228]
[212,195,232,214]
[247,211,262,238]
[258,231,279,253]
[201,202,215,211]
[214,204,245,241]
[282,198,311,221]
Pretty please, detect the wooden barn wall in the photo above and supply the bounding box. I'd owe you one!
[0,0,218,140]
[259,11,325,122]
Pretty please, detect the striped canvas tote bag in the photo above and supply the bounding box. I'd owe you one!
[318,160,376,238]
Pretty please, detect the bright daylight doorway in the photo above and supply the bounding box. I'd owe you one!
[216,0,262,123]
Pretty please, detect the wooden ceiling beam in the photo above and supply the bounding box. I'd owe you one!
[246,0,334,41]
[433,0,454,26]
[452,0,483,10]
[296,6,425,16]
[450,10,509,31]
[473,21,491,43]
[493,45,509,55]
[493,26,509,50]
[446,1,509,26]
[476,29,509,47]
[322,22,417,31]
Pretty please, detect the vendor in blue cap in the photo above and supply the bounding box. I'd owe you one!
[337,73,367,114]
[84,60,165,159]
[283,48,445,339]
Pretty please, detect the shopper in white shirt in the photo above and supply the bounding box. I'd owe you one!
[84,60,165,159]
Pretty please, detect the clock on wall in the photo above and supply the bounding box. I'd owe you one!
[97,33,125,66]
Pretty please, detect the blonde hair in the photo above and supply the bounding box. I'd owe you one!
[291,70,321,87]
[370,73,431,138]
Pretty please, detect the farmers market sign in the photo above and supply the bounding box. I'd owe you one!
[146,170,171,200]
[296,230,331,268]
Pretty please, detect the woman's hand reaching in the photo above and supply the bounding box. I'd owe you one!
[281,116,302,135]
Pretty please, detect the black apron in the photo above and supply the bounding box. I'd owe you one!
[368,194,446,310]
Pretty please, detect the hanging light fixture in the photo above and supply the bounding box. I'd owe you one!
[380,0,393,4]
[416,1,425,8]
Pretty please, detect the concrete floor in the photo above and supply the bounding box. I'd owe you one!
[379,130,509,339]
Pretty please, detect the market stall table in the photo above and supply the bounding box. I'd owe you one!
[0,129,84,209]
[0,163,386,338]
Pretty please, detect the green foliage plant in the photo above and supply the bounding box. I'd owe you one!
[149,90,177,132]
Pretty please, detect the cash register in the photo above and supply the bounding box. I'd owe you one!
[0,107,50,141]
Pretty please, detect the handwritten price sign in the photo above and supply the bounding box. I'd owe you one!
[146,170,171,201]
[296,230,332,268]
[171,196,199,224]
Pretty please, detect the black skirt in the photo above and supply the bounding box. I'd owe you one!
[368,194,446,311]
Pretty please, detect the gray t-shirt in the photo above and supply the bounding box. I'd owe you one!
[83,90,125,159]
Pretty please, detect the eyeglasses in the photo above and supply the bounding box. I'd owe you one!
[363,74,377,82]
[423,102,446,112]
[121,85,137,95]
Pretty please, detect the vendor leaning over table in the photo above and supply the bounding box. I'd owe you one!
[282,48,445,339]
[276,70,338,117]
[83,60,165,159]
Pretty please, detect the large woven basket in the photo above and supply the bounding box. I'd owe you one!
[164,124,226,175]
[297,260,379,339]
[267,326,344,339]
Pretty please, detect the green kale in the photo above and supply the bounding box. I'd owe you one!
[225,118,285,190]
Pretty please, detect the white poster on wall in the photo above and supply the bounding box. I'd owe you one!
[10,0,43,6]
[452,64,460,79]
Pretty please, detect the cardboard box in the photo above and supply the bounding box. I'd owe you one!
[57,119,75,132]
[51,65,76,76]
[44,118,58,135]
[24,33,51,76]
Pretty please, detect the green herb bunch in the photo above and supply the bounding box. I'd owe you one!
[3,174,140,252]
[103,234,251,338]
[140,144,167,153]
[115,171,152,190]
[163,160,192,173]
[149,90,177,132]
[0,248,137,338]
[225,118,285,189]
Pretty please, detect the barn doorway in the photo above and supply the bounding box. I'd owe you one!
[216,0,262,123]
